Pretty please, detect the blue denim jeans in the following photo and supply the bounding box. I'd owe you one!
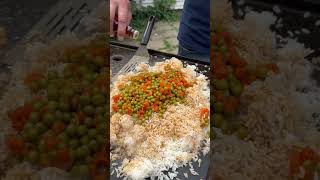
[178,44,210,63]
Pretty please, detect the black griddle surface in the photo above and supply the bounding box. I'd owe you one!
[110,42,210,78]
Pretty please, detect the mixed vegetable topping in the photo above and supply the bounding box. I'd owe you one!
[112,65,202,125]
[289,146,320,180]
[6,37,108,179]
[211,29,279,140]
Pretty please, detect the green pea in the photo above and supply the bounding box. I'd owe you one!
[230,81,243,96]
[78,66,89,74]
[214,79,228,90]
[212,129,216,140]
[95,106,104,115]
[33,102,42,111]
[59,101,70,112]
[39,153,50,166]
[62,88,74,98]
[214,102,224,113]
[21,129,28,140]
[81,135,90,145]
[38,140,46,152]
[84,117,94,128]
[256,67,268,80]
[98,122,107,133]
[58,132,68,142]
[96,134,105,146]
[48,71,58,80]
[83,105,95,116]
[63,68,73,78]
[77,125,87,136]
[47,101,58,112]
[94,57,105,67]
[92,94,105,106]
[245,65,256,75]
[302,160,316,172]
[43,112,54,126]
[92,87,100,94]
[76,146,89,158]
[48,150,57,160]
[236,126,249,140]
[83,74,95,82]
[221,120,231,135]
[29,81,40,92]
[55,110,63,121]
[85,53,93,61]
[89,140,98,151]
[69,139,79,148]
[70,165,81,176]
[96,115,105,123]
[47,88,59,100]
[57,142,67,149]
[66,124,77,136]
[29,112,39,123]
[38,78,47,88]
[88,129,97,139]
[44,130,54,138]
[36,122,46,134]
[69,149,77,160]
[62,112,71,122]
[212,113,224,128]
[26,150,38,163]
[70,164,90,177]
[27,128,39,141]
[81,80,90,87]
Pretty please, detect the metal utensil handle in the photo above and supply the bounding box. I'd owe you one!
[141,16,156,45]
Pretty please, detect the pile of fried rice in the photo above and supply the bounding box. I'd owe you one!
[212,1,320,179]
[110,58,210,180]
[0,2,107,180]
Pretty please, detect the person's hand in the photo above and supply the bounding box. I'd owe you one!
[110,0,132,40]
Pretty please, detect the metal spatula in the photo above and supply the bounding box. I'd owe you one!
[112,16,155,82]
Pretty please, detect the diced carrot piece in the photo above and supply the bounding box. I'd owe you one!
[8,104,33,131]
[24,72,44,86]
[228,53,247,68]
[220,31,232,46]
[45,136,58,150]
[112,104,118,112]
[153,104,159,112]
[5,136,27,156]
[213,90,225,102]
[289,148,302,177]
[112,95,120,103]
[266,63,280,74]
[214,64,229,79]
[52,147,72,170]
[223,96,239,114]
[91,150,109,178]
[200,108,209,119]
[144,101,150,108]
[76,111,85,124]
[234,67,247,81]
[52,122,66,134]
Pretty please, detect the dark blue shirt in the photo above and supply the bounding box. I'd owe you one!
[178,0,210,55]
